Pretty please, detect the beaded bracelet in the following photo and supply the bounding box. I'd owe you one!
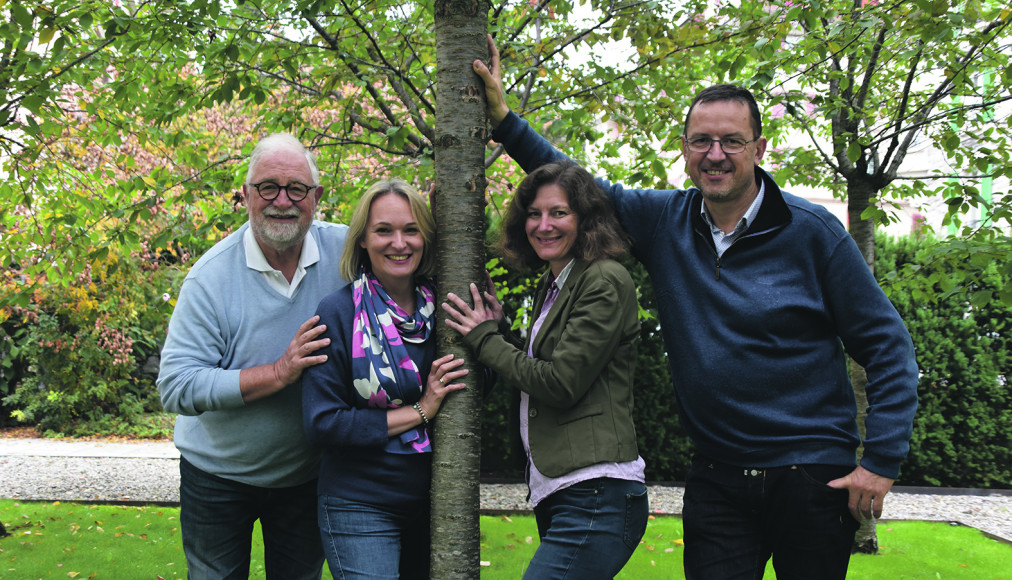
[413,403,430,426]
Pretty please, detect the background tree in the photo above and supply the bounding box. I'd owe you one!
[5,2,1009,306]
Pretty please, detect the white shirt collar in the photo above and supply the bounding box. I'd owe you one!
[551,259,577,290]
[243,226,320,297]
[700,179,766,235]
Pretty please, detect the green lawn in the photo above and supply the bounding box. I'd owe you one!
[2,501,1009,579]
[481,513,1012,578]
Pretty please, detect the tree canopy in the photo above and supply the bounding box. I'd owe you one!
[2,0,1010,307]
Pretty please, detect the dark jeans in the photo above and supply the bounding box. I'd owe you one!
[178,457,324,580]
[318,494,431,580]
[682,458,860,580]
[526,477,649,580]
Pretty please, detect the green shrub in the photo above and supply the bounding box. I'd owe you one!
[1,249,183,436]
[878,234,1012,488]
[626,259,692,482]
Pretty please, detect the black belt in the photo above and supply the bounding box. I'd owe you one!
[698,458,798,478]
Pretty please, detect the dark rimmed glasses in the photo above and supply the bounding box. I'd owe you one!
[250,180,314,202]
[684,136,759,154]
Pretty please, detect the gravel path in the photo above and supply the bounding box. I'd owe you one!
[2,439,1010,543]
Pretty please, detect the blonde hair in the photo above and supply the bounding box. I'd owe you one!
[340,179,436,281]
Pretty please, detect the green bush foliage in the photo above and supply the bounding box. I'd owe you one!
[1,249,184,436]
[625,259,693,482]
[879,234,1012,488]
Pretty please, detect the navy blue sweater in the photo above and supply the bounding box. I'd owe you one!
[302,286,433,508]
[494,112,919,479]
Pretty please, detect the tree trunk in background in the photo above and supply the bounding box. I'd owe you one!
[848,358,878,553]
[847,180,880,554]
[430,2,490,578]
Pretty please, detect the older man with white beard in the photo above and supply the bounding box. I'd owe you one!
[158,133,348,580]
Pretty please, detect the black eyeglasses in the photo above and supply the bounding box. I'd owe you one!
[684,136,759,154]
[250,180,314,202]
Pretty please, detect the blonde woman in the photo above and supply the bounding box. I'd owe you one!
[302,179,466,579]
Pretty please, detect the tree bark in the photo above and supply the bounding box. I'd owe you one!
[847,181,877,273]
[430,2,490,578]
[848,358,879,554]
[847,178,880,554]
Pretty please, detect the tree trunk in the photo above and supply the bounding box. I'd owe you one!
[430,2,490,578]
[847,182,876,273]
[846,179,880,554]
[848,358,879,554]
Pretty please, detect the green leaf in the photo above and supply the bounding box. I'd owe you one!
[21,94,44,115]
[12,3,33,29]
[39,26,57,44]
[846,141,862,164]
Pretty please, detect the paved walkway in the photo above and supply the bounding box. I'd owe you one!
[3,438,1012,543]
[1,437,179,459]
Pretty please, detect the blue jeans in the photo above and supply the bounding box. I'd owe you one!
[526,478,649,580]
[682,458,860,580]
[318,494,431,580]
[178,457,324,580]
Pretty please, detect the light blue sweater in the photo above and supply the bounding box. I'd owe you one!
[158,220,348,487]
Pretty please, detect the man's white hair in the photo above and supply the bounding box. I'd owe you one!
[245,133,320,185]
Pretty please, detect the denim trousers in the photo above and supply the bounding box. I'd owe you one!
[682,458,860,580]
[318,494,431,580]
[178,457,324,580]
[525,477,649,580]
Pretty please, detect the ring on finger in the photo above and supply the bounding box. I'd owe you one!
[439,377,445,385]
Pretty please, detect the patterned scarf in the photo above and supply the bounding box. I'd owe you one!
[351,268,436,454]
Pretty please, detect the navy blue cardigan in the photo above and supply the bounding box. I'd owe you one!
[302,285,433,509]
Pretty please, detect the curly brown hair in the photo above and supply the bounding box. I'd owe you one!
[498,161,629,271]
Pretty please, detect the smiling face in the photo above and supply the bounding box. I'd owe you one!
[360,193,424,290]
[525,183,578,276]
[682,99,767,208]
[244,148,321,252]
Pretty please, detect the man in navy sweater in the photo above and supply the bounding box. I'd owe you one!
[473,36,918,579]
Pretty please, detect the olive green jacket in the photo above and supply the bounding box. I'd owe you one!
[464,258,641,478]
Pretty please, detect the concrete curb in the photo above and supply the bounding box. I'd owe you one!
[0,438,179,459]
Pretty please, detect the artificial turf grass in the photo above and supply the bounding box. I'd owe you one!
[478,514,1012,579]
[1,500,186,579]
[2,501,1009,579]
[0,500,337,580]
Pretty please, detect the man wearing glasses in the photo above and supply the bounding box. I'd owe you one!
[159,133,347,579]
[473,37,918,579]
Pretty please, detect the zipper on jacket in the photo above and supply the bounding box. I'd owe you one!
[715,256,721,280]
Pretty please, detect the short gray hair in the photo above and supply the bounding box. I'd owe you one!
[245,133,320,185]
